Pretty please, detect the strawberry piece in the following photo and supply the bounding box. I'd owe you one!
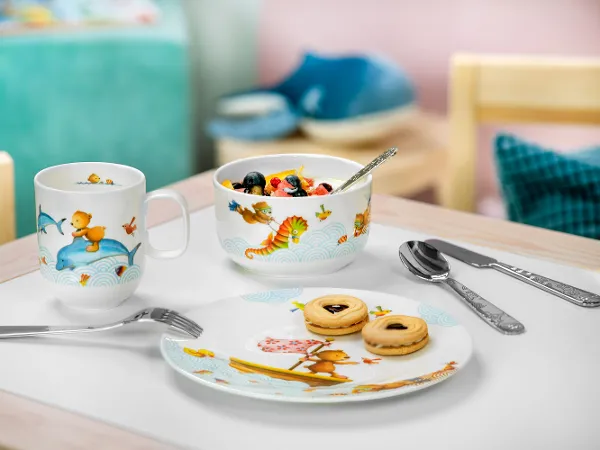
[270,177,281,188]
[311,185,330,196]
[272,179,295,197]
[278,179,294,191]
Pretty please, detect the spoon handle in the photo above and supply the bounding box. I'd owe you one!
[443,278,525,335]
[330,147,397,194]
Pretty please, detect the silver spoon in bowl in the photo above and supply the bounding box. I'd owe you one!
[329,147,397,195]
[399,240,525,335]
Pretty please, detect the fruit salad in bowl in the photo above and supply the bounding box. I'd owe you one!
[213,154,372,277]
[221,166,336,197]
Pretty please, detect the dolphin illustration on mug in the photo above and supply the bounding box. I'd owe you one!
[37,205,66,235]
[55,237,141,271]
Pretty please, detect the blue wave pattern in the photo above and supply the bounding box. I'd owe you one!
[221,222,368,263]
[241,288,303,304]
[418,303,458,327]
[38,246,141,287]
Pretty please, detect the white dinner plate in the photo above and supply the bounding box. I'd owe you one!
[160,287,473,403]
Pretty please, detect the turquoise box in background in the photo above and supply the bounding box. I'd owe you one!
[0,1,194,238]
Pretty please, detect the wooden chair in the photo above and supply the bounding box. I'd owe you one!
[0,151,16,244]
[443,54,600,212]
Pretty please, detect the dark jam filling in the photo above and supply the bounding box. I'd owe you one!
[386,323,408,330]
[324,304,349,314]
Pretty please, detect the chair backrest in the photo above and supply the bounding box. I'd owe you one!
[444,54,600,212]
[0,151,16,244]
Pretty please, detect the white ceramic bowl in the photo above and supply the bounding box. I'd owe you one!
[213,154,372,277]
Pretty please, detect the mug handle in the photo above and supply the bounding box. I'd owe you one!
[144,189,190,259]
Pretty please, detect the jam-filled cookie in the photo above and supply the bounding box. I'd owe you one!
[303,294,369,336]
[361,315,429,356]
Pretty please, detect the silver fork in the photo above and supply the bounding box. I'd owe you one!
[0,308,203,339]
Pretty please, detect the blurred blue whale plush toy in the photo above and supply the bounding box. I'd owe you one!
[207,52,416,144]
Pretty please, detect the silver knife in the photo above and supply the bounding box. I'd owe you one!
[425,239,600,308]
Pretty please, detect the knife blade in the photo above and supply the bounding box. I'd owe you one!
[424,239,497,268]
[424,239,600,308]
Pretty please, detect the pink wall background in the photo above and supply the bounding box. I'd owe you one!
[257,0,600,216]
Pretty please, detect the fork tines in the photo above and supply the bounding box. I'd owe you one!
[155,308,203,338]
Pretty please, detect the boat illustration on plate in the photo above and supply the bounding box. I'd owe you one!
[229,357,351,387]
[228,337,358,387]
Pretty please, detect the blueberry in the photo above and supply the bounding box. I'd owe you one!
[232,182,244,189]
[243,171,266,188]
[320,182,333,192]
[284,174,301,188]
[293,189,308,197]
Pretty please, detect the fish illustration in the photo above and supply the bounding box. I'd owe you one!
[215,378,229,385]
[290,301,305,312]
[184,348,215,358]
[55,237,141,271]
[369,305,391,317]
[88,173,101,183]
[315,204,332,222]
[361,357,382,365]
[122,217,137,236]
[194,370,213,375]
[37,205,66,235]
[79,274,90,286]
[337,235,348,245]
[115,265,127,277]
[105,179,114,185]
[39,256,47,265]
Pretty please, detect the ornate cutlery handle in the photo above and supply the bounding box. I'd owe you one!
[492,262,600,308]
[443,278,526,335]
[330,147,397,194]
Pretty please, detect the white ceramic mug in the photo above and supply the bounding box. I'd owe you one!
[34,162,190,309]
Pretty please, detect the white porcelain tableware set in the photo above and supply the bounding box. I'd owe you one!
[2,149,598,404]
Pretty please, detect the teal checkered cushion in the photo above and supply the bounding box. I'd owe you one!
[494,133,600,238]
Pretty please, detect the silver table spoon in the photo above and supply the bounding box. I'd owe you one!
[399,240,525,335]
[330,146,397,194]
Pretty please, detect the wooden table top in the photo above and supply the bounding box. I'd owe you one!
[2,170,599,450]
